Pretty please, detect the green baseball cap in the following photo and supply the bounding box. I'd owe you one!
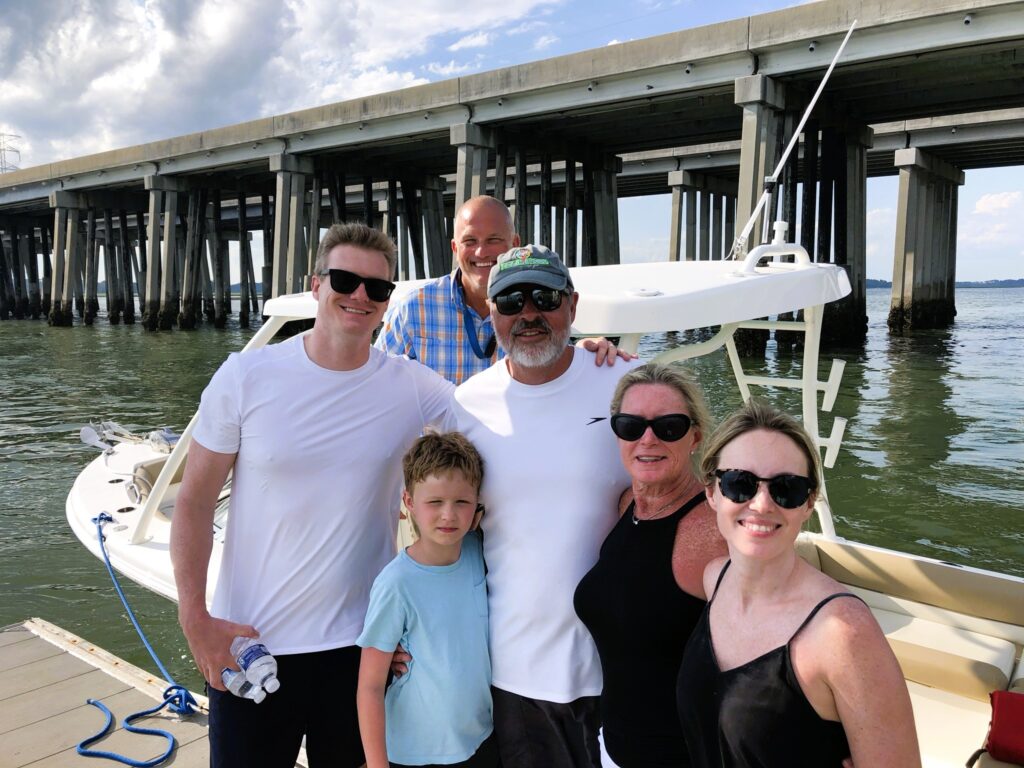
[487,244,574,299]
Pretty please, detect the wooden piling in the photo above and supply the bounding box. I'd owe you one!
[540,154,552,248]
[118,210,137,324]
[157,190,179,331]
[260,193,272,308]
[800,123,819,259]
[25,224,41,318]
[237,189,252,327]
[40,221,52,316]
[363,176,375,228]
[0,229,14,319]
[84,210,99,325]
[211,193,227,328]
[103,209,122,324]
[179,189,204,330]
[564,154,577,267]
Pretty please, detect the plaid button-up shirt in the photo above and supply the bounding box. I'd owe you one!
[374,271,502,385]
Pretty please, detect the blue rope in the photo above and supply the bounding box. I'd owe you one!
[77,513,198,766]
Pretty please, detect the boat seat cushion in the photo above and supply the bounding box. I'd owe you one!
[873,609,1016,702]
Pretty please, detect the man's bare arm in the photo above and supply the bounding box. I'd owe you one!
[170,442,257,690]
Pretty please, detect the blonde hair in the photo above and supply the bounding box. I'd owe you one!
[402,430,484,494]
[314,222,396,277]
[698,398,821,489]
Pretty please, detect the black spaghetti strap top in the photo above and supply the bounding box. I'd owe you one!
[574,492,706,767]
[676,561,859,768]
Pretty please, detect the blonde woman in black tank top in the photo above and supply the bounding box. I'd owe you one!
[676,400,920,768]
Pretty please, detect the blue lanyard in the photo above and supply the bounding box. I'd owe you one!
[462,304,496,360]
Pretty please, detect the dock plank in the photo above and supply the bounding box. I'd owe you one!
[0,652,94,700]
[0,667,130,736]
[0,620,305,768]
[20,690,210,768]
[0,635,64,672]
[0,628,33,648]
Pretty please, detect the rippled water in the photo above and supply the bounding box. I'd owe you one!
[1,288,1021,690]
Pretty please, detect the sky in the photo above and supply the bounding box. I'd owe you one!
[0,0,1019,281]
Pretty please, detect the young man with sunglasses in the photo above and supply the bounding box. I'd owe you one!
[375,195,629,385]
[445,244,643,768]
[171,223,453,768]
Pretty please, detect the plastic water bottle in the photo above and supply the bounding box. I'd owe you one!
[230,637,281,693]
[221,668,267,703]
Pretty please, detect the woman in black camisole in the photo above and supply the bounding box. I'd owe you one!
[676,400,920,767]
[574,363,727,767]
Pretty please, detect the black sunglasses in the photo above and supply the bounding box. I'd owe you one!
[714,469,815,509]
[610,413,692,442]
[493,287,566,316]
[322,268,396,302]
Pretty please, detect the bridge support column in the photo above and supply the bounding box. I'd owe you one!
[577,151,621,266]
[83,210,99,325]
[451,124,493,211]
[669,171,737,261]
[421,175,449,278]
[888,148,963,333]
[0,228,14,320]
[270,154,312,298]
[47,192,88,326]
[143,175,184,330]
[822,124,873,346]
[8,222,28,318]
[734,74,785,253]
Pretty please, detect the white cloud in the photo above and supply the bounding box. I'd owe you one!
[448,31,491,51]
[973,191,1023,215]
[0,0,561,168]
[507,21,545,35]
[606,38,622,45]
[534,33,559,49]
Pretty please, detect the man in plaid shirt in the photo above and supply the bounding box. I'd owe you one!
[375,196,627,384]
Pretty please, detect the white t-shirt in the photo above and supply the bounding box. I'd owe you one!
[448,349,640,702]
[192,336,453,654]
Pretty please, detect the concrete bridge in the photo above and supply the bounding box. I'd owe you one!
[0,0,1021,340]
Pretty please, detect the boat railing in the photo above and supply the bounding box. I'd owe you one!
[128,314,294,544]
[653,238,848,538]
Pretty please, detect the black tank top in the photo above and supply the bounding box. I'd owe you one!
[676,561,858,767]
[574,492,706,767]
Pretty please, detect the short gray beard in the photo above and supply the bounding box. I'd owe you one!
[497,317,572,369]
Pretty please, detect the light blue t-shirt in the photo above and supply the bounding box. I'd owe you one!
[357,531,492,765]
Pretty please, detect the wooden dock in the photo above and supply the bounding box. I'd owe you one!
[0,619,306,768]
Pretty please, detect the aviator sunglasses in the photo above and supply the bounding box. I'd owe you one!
[321,268,396,302]
[714,469,815,509]
[493,287,567,316]
[610,413,692,442]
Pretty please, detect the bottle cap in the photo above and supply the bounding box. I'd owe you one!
[264,676,281,693]
[252,686,267,704]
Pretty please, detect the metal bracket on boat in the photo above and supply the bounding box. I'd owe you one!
[819,416,848,469]
[733,225,812,276]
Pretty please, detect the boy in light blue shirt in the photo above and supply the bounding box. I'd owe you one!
[357,431,496,768]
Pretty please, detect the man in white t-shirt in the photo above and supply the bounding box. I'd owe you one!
[447,244,641,767]
[170,223,452,768]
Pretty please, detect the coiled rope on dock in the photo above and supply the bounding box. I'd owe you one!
[77,512,198,767]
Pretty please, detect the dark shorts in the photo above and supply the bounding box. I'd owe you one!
[208,645,364,768]
[390,731,499,768]
[491,687,601,768]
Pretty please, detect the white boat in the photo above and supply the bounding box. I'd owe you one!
[66,229,1024,767]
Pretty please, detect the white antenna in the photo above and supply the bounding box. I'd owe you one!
[728,21,857,259]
